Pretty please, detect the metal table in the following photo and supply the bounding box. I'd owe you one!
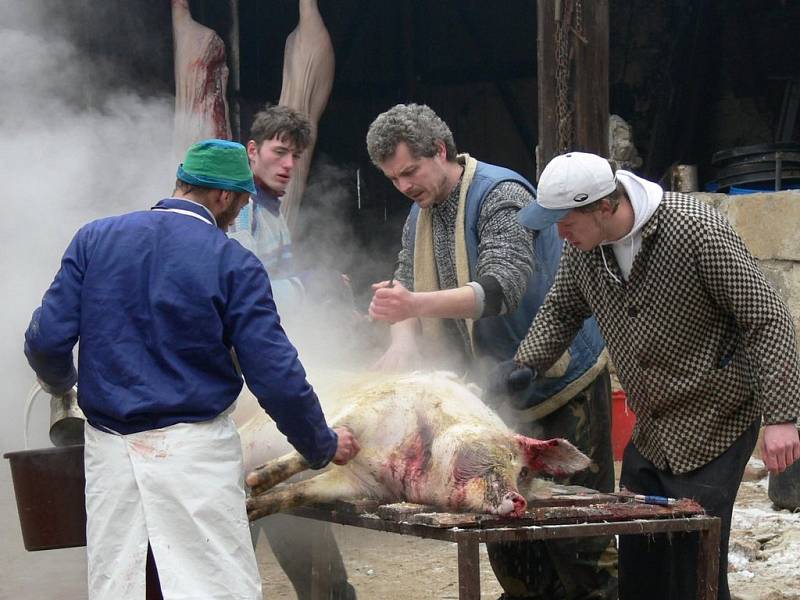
[288,488,721,600]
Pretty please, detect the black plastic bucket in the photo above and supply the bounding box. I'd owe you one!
[3,445,86,551]
[768,458,800,510]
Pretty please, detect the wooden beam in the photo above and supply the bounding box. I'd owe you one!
[536,0,559,176]
[537,0,609,175]
[457,535,481,599]
[573,0,609,157]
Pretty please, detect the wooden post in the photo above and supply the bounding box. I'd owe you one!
[696,516,721,599]
[573,0,609,157]
[536,0,558,177]
[456,534,481,599]
[537,0,609,176]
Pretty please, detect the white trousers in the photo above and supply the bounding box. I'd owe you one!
[84,415,262,600]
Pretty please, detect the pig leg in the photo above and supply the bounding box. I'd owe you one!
[247,470,365,521]
[515,436,592,478]
[246,452,309,495]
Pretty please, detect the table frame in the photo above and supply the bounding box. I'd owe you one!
[290,505,721,600]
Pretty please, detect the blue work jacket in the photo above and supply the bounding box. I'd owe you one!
[24,198,337,468]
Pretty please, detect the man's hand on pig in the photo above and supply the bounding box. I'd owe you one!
[762,422,800,474]
[369,281,416,323]
[484,360,535,409]
[331,426,361,465]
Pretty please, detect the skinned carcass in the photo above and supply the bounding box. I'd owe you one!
[246,371,591,521]
[171,0,231,159]
[277,0,335,232]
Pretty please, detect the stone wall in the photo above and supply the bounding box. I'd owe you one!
[696,191,800,347]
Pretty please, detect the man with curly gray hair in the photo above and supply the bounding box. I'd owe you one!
[367,103,458,166]
[366,103,617,600]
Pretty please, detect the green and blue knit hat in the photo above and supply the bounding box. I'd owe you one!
[176,139,256,195]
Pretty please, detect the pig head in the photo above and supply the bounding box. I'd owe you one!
[245,372,590,521]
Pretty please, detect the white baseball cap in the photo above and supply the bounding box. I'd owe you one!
[518,152,616,230]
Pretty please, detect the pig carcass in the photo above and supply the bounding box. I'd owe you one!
[171,0,231,159]
[245,371,591,521]
[277,0,335,232]
[232,366,356,473]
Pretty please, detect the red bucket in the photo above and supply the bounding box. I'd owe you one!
[611,391,635,460]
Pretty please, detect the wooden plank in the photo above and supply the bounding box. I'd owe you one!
[376,502,436,520]
[333,498,380,514]
[406,512,482,528]
[477,499,705,528]
[387,499,704,529]
[477,516,718,543]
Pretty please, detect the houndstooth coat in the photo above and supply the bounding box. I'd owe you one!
[515,192,800,474]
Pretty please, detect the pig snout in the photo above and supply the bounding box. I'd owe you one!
[495,491,527,517]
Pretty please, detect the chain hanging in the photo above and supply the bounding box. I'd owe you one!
[554,0,585,154]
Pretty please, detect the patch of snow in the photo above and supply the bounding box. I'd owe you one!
[729,478,800,598]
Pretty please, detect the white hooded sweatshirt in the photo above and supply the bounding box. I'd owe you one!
[602,170,663,281]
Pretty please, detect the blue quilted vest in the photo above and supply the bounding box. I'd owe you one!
[408,160,605,405]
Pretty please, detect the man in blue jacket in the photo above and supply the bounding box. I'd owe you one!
[366,104,616,599]
[24,139,359,600]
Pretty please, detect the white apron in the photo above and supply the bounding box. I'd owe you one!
[84,414,262,600]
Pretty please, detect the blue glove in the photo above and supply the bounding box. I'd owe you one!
[484,360,536,409]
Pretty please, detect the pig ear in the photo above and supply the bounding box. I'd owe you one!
[515,435,592,478]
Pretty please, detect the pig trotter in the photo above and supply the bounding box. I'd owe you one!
[246,453,309,494]
[247,470,357,521]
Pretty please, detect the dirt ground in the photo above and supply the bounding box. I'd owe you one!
[256,527,504,600]
[255,459,800,600]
